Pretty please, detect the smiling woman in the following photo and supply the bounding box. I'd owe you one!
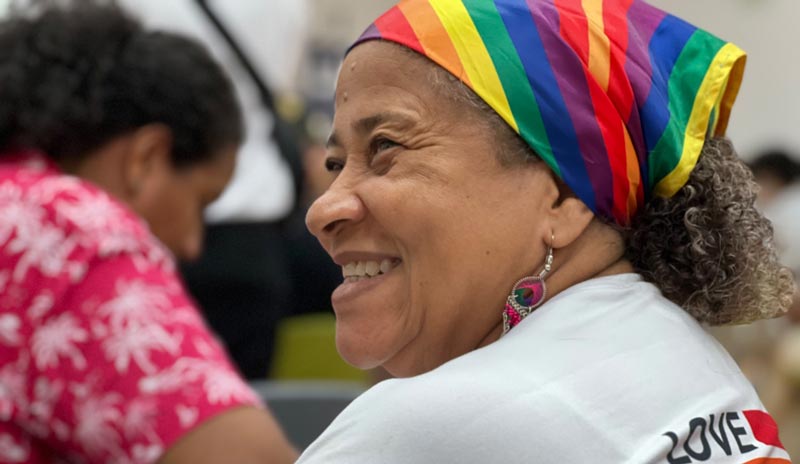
[312,43,571,373]
[298,0,795,463]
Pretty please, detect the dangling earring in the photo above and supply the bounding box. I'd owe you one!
[502,235,554,335]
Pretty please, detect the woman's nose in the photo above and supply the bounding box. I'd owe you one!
[306,179,365,245]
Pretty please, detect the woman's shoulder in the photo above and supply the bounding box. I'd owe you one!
[298,352,549,463]
[300,275,779,463]
[0,155,167,263]
[0,156,174,311]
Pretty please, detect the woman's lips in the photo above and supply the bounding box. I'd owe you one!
[331,259,401,307]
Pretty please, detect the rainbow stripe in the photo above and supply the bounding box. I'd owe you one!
[351,0,746,225]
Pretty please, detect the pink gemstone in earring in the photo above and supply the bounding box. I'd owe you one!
[501,238,554,336]
[503,304,521,327]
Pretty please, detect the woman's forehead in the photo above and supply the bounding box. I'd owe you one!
[336,42,438,106]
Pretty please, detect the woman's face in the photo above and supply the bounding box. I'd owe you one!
[136,147,236,261]
[306,42,556,376]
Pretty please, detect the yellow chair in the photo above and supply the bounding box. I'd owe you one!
[270,312,368,383]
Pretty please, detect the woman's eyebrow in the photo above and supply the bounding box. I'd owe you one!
[327,112,418,149]
[354,112,417,135]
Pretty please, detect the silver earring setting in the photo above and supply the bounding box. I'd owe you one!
[502,238,554,335]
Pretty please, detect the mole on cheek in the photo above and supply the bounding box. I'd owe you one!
[343,91,349,103]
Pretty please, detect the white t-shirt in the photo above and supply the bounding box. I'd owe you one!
[298,274,792,463]
[115,0,308,223]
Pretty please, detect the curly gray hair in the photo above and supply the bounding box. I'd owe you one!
[425,50,794,325]
[626,138,794,325]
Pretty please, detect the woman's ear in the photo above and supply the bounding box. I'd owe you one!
[122,124,173,198]
[546,174,595,249]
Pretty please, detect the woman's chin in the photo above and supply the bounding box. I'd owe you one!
[335,340,384,371]
[334,323,397,371]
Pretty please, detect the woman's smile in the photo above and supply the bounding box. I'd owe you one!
[332,256,403,308]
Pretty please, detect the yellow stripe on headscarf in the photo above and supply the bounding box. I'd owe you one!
[655,43,746,197]
[428,0,518,132]
[582,0,611,92]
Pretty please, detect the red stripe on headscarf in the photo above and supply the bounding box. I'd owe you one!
[602,0,638,220]
[604,0,635,120]
[555,0,630,221]
[588,76,630,222]
[554,0,590,64]
[375,5,425,55]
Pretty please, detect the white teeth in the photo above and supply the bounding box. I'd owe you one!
[365,261,379,277]
[342,259,398,279]
[342,262,357,278]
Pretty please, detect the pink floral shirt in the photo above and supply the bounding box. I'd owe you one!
[0,153,261,463]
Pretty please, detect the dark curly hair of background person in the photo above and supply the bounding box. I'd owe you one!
[0,0,242,167]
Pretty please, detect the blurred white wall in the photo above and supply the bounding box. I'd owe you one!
[309,0,395,47]
[650,0,800,159]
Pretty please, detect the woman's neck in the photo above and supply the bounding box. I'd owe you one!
[477,222,634,349]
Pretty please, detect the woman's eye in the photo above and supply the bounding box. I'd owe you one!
[372,137,399,153]
[325,158,345,172]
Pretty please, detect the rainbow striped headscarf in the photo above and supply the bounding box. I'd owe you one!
[350,0,746,225]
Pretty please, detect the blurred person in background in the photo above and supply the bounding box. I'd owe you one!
[727,148,800,458]
[299,0,794,462]
[115,0,334,379]
[0,2,296,462]
[755,148,800,459]
[749,150,800,210]
[712,150,800,374]
[752,150,800,322]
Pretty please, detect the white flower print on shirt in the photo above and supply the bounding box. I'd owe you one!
[139,358,257,406]
[122,398,161,444]
[0,355,29,420]
[27,176,86,205]
[175,405,199,428]
[0,313,22,346]
[131,443,163,464]
[31,313,89,370]
[26,293,54,321]
[29,377,64,428]
[0,433,30,462]
[73,390,124,459]
[103,322,181,375]
[0,181,46,249]
[95,233,146,259]
[204,368,257,405]
[98,280,173,330]
[54,192,126,234]
[7,223,82,283]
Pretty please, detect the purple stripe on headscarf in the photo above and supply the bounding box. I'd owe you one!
[624,0,666,193]
[356,22,382,45]
[531,0,615,218]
